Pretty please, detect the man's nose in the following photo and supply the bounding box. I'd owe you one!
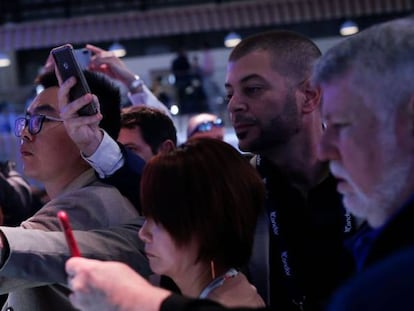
[318,128,338,162]
[227,92,247,114]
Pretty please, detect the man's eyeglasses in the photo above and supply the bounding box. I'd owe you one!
[14,114,63,137]
[189,118,224,137]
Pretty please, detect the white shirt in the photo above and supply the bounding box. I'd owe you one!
[82,131,124,178]
[83,86,168,178]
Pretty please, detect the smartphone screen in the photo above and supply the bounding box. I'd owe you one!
[57,210,81,257]
[51,44,98,116]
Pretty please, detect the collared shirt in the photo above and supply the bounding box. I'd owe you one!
[83,85,170,178]
[82,131,124,178]
[350,193,414,271]
[347,223,377,271]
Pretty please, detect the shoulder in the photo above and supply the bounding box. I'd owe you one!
[327,247,414,311]
[66,182,137,215]
[68,179,128,200]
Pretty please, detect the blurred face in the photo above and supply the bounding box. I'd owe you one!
[190,126,225,141]
[118,127,154,162]
[225,50,302,153]
[187,115,225,141]
[20,87,84,184]
[138,218,199,279]
[318,74,412,227]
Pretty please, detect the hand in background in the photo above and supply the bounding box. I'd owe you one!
[66,257,171,311]
[85,43,172,117]
[86,44,136,87]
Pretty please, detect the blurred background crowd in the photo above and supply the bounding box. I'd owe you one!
[0,0,412,176]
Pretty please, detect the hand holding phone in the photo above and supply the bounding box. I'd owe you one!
[57,211,81,257]
[51,44,98,116]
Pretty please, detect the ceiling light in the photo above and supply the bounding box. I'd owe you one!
[224,32,241,48]
[109,42,127,57]
[0,52,11,67]
[340,20,359,36]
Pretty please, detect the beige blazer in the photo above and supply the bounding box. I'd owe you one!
[0,169,139,311]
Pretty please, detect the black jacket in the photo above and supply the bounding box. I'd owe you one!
[249,157,356,311]
[0,161,33,226]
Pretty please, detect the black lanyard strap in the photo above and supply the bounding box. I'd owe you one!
[255,155,354,310]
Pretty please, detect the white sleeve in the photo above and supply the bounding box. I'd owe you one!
[128,84,172,118]
[82,131,124,178]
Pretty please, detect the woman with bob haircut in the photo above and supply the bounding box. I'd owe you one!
[138,138,265,308]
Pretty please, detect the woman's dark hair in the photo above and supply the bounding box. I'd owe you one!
[141,138,265,269]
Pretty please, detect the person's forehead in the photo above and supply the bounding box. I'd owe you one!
[120,125,142,136]
[321,78,368,121]
[27,87,60,115]
[227,50,272,73]
[226,50,284,86]
[321,86,347,118]
[190,115,216,127]
[119,126,148,145]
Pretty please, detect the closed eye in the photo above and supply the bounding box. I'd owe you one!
[332,122,350,129]
[325,121,351,132]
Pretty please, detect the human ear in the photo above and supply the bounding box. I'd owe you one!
[300,81,322,114]
[158,140,176,154]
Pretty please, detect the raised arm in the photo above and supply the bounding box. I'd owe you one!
[86,44,171,116]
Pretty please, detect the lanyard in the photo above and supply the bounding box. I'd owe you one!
[256,155,305,309]
[255,155,354,310]
[199,268,238,299]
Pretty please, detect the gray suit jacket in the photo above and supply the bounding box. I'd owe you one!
[0,169,144,311]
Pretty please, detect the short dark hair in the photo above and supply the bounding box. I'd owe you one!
[121,106,177,154]
[36,70,121,140]
[229,30,321,83]
[141,138,265,269]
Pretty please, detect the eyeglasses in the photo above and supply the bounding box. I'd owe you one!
[188,118,224,137]
[14,114,63,137]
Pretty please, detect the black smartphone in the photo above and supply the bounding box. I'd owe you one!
[51,44,98,116]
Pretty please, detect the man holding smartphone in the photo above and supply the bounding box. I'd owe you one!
[52,45,99,117]
[0,69,145,311]
[0,45,178,307]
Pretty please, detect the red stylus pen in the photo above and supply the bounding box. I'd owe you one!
[57,210,81,257]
